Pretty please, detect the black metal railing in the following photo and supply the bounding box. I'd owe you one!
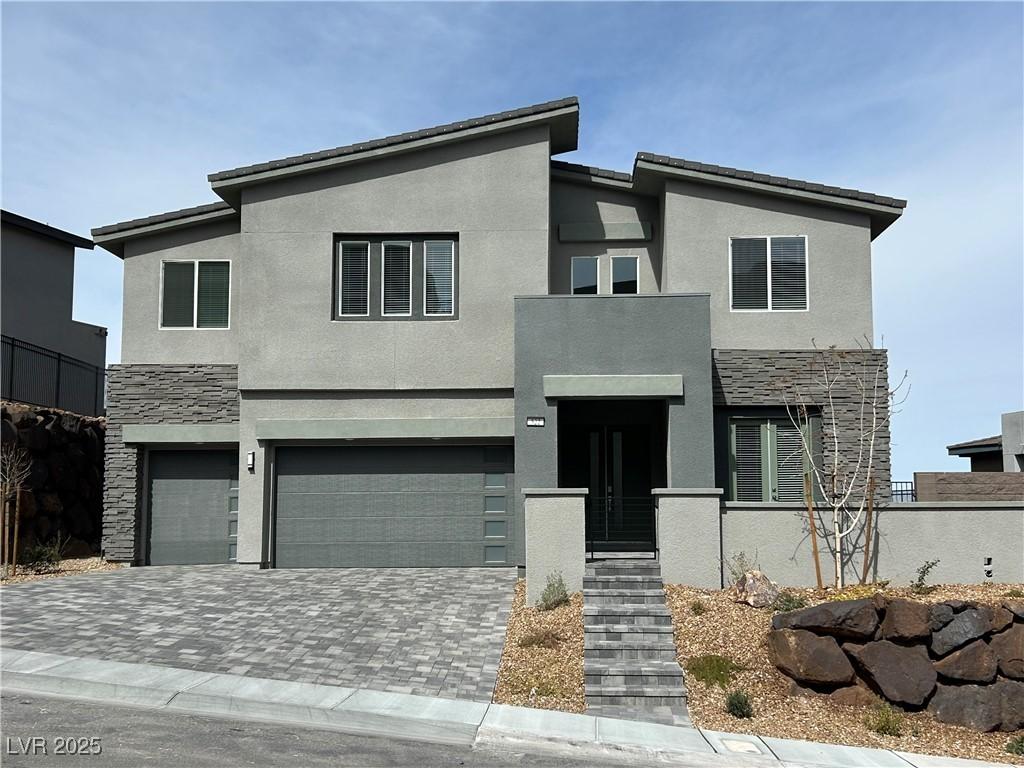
[1,335,104,416]
[891,481,916,503]
[585,495,657,556]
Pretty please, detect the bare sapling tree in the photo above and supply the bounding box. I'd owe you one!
[1,443,32,578]
[781,340,908,589]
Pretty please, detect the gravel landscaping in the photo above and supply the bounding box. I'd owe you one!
[493,579,585,713]
[666,582,1024,765]
[1,556,123,585]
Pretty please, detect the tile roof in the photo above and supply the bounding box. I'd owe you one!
[209,97,580,183]
[92,201,235,237]
[550,160,632,183]
[947,435,1002,454]
[635,152,907,209]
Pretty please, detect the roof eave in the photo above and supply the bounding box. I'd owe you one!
[209,106,580,207]
[91,207,239,258]
[549,166,636,192]
[632,159,905,240]
[1,210,94,250]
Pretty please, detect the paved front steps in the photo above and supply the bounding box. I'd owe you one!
[583,559,690,727]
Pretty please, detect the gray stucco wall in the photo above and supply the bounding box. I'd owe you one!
[234,126,551,391]
[712,348,892,499]
[548,180,660,295]
[661,179,875,349]
[103,364,239,562]
[718,501,1023,587]
[120,218,241,365]
[514,294,715,562]
[1002,410,1024,472]
[1,224,106,367]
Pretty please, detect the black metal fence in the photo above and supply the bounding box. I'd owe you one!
[891,481,916,503]
[1,335,104,416]
[585,495,657,557]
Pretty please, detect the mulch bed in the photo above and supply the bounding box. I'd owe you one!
[1,557,123,585]
[493,579,585,713]
[666,582,1024,765]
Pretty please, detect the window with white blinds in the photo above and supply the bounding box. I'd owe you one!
[338,242,369,316]
[730,417,816,502]
[730,236,807,311]
[381,242,412,316]
[161,260,230,329]
[424,240,455,316]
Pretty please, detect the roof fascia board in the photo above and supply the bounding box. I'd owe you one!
[1,211,94,250]
[92,208,239,258]
[550,166,637,192]
[210,107,578,202]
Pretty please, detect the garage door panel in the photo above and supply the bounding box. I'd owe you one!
[274,445,513,568]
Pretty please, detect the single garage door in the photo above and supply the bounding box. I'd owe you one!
[147,450,239,566]
[274,445,513,568]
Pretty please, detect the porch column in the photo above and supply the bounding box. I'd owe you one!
[523,488,587,604]
[654,488,723,588]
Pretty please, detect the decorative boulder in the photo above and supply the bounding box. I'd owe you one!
[989,606,1014,634]
[731,570,779,608]
[767,629,855,686]
[996,679,1024,731]
[933,640,998,683]
[931,607,992,656]
[989,623,1024,679]
[845,641,936,707]
[829,684,880,708]
[772,599,879,640]
[879,599,931,641]
[930,683,1004,732]
[929,603,955,632]
[1003,600,1024,620]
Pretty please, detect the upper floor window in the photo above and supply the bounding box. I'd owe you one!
[161,260,230,329]
[611,256,638,295]
[334,236,457,321]
[571,256,598,295]
[730,236,807,311]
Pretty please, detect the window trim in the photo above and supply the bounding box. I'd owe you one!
[380,240,413,317]
[158,258,231,330]
[570,255,600,296]
[728,235,809,313]
[337,241,370,317]
[422,239,456,317]
[610,255,640,295]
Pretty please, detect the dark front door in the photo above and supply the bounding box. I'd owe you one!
[558,400,665,553]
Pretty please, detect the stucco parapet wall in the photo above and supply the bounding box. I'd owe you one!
[723,501,1024,510]
[653,488,723,497]
[521,488,589,497]
[122,424,240,444]
[255,417,514,441]
[542,374,683,399]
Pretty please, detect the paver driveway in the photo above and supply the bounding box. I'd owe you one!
[0,566,517,701]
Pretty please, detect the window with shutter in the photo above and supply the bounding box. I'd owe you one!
[611,256,638,294]
[197,261,230,328]
[382,241,412,316]
[774,421,807,502]
[571,256,598,295]
[338,242,370,316]
[731,236,807,311]
[729,416,817,501]
[770,237,807,310]
[161,261,195,328]
[424,240,454,316]
[732,421,765,502]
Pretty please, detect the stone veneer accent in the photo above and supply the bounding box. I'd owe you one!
[104,364,239,562]
[712,349,891,499]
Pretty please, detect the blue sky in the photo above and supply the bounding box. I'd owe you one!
[2,1,1021,479]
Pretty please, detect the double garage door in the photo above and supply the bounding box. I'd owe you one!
[146,445,513,568]
[274,445,514,568]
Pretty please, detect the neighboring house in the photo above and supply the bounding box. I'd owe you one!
[914,410,1024,502]
[92,96,906,571]
[1,210,107,416]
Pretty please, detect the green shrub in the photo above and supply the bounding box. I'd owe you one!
[772,591,808,613]
[725,690,754,719]
[1006,734,1024,756]
[685,654,744,688]
[536,571,569,611]
[910,559,940,595]
[518,628,562,649]
[690,599,708,616]
[864,703,904,737]
[1003,588,1024,599]
[22,536,66,573]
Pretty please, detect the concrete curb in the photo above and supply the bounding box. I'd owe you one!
[0,649,1011,768]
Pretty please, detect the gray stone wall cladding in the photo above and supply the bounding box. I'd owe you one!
[712,349,892,499]
[103,365,239,562]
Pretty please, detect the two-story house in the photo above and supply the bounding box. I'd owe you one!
[92,97,905,581]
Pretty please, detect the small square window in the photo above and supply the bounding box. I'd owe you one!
[571,256,598,295]
[161,260,230,329]
[484,545,506,564]
[484,473,505,489]
[484,520,507,538]
[611,256,638,294]
[484,496,505,513]
[228,519,238,536]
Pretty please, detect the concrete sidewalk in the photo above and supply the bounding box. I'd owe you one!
[0,648,1010,768]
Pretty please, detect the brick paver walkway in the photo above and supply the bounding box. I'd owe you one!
[1,565,517,702]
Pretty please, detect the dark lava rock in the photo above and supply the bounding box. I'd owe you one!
[989,623,1024,679]
[767,629,855,686]
[845,640,936,707]
[771,599,879,640]
[879,598,931,641]
[931,607,992,656]
[933,639,997,683]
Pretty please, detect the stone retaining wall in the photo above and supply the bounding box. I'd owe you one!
[915,471,1024,502]
[768,597,1024,731]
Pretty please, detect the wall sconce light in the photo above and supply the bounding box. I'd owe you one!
[246,451,256,473]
